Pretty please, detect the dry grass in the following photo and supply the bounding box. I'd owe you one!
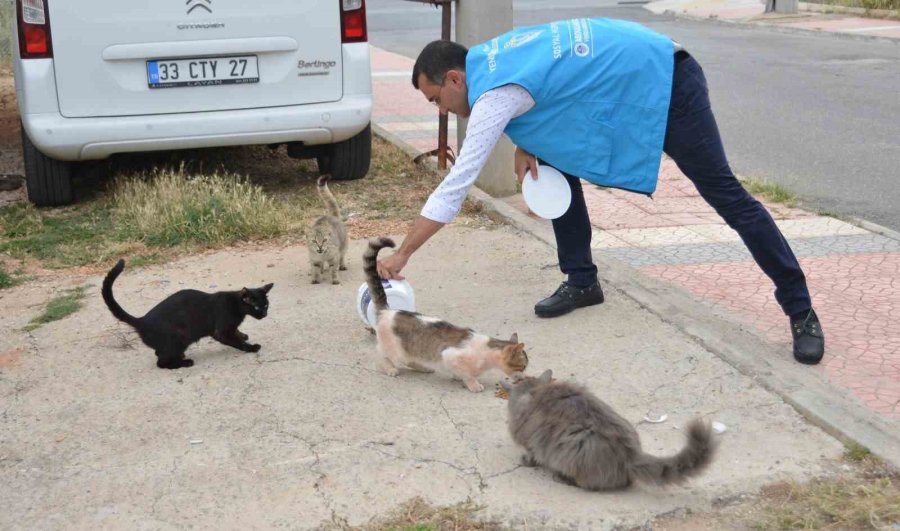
[0,136,492,279]
[651,446,900,531]
[740,177,799,208]
[754,475,899,530]
[322,497,503,531]
[110,165,300,247]
[752,446,900,530]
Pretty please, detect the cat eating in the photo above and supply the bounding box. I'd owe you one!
[102,259,273,369]
[307,175,348,285]
[363,237,528,392]
[501,370,716,490]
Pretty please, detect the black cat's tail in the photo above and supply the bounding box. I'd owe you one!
[317,175,341,218]
[629,418,716,486]
[102,259,140,328]
[363,237,395,312]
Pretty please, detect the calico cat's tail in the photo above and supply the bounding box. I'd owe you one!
[363,237,396,312]
[628,418,716,485]
[102,259,141,328]
[317,175,341,218]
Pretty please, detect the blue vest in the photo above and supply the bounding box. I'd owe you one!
[466,19,674,195]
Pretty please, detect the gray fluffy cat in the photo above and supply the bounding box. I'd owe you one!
[307,175,348,284]
[500,370,716,490]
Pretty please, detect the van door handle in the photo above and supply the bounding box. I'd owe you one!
[102,37,299,61]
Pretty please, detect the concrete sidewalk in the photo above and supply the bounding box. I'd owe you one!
[0,229,845,529]
[369,43,900,464]
[645,0,900,40]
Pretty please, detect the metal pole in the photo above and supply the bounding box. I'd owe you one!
[456,0,516,197]
[437,1,452,169]
[402,0,457,170]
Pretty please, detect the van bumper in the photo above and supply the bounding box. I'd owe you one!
[21,95,372,161]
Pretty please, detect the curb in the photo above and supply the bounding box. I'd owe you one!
[651,7,900,44]
[800,1,900,18]
[848,216,900,243]
[370,126,900,471]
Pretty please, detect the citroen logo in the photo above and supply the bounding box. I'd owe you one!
[187,0,212,15]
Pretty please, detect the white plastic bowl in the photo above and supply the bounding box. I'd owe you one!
[356,279,416,327]
[522,164,572,220]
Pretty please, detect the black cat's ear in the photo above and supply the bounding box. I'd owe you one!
[240,288,250,299]
[539,369,553,383]
[262,283,274,294]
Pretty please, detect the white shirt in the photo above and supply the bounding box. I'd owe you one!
[421,84,535,224]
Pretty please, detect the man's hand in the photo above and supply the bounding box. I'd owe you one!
[377,251,409,280]
[515,146,539,185]
[376,216,445,280]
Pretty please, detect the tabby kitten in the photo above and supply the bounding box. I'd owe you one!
[102,259,273,369]
[307,175,348,285]
[363,237,528,392]
[501,370,716,490]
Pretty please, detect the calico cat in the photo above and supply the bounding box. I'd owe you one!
[363,237,528,392]
[308,175,348,285]
[102,259,273,369]
[500,370,716,490]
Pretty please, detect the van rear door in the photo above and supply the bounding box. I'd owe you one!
[48,0,344,118]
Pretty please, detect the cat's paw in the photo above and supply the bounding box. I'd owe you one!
[552,472,578,487]
[378,364,399,377]
[331,280,341,285]
[311,279,321,284]
[465,381,485,393]
[247,344,261,353]
[339,265,348,271]
[181,359,195,368]
[520,453,538,467]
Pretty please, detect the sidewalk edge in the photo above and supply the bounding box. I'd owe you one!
[649,7,900,44]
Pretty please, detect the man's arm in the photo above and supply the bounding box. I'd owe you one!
[377,85,535,279]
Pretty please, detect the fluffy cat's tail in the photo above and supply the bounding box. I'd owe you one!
[317,175,341,218]
[629,418,716,485]
[102,259,141,328]
[363,237,396,311]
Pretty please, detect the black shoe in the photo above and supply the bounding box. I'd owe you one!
[791,308,825,365]
[535,281,605,318]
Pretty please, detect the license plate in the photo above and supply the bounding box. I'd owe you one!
[147,55,259,89]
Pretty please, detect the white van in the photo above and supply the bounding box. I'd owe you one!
[12,0,373,206]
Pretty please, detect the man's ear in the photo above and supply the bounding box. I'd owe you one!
[447,69,465,87]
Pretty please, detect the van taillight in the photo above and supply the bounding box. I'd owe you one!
[17,0,53,59]
[340,0,367,43]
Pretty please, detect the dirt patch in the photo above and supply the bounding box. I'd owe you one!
[0,66,19,149]
[0,347,23,368]
[0,67,24,206]
[323,497,502,530]
[650,455,900,531]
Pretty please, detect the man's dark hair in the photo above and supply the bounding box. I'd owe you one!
[412,40,469,89]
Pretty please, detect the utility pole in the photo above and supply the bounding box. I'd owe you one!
[765,0,798,14]
[454,0,517,198]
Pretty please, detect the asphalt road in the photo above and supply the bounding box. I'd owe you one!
[367,0,900,230]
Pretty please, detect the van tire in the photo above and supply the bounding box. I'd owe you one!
[21,124,73,207]
[317,124,371,181]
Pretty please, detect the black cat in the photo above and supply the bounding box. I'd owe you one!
[102,259,273,369]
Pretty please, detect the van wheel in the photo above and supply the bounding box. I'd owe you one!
[318,124,371,181]
[21,124,73,206]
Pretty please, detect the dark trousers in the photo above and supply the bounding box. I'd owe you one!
[551,51,812,317]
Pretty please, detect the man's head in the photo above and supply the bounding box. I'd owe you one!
[412,40,471,117]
